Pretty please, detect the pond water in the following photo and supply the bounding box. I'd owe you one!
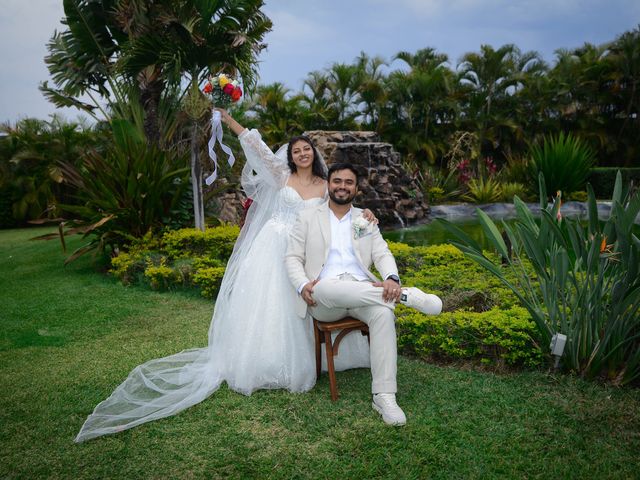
[382,201,625,248]
[383,218,495,248]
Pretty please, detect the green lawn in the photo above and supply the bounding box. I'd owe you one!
[1,228,639,479]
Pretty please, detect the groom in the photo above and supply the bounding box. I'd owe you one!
[285,162,442,426]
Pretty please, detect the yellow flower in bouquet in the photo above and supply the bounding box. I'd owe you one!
[218,74,230,88]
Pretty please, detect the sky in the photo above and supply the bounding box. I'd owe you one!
[0,0,638,124]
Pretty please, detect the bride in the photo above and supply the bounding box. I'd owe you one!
[75,109,371,442]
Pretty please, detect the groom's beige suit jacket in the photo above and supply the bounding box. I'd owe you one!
[285,201,399,318]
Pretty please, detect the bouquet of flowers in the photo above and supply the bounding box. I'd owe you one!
[201,72,243,185]
[202,73,243,107]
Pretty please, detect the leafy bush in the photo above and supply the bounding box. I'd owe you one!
[461,177,503,203]
[110,251,146,285]
[440,172,640,385]
[397,306,543,367]
[500,182,529,202]
[192,267,226,299]
[389,242,524,311]
[162,225,239,259]
[144,261,178,290]
[54,119,190,262]
[528,132,596,196]
[567,191,588,202]
[0,116,100,225]
[109,225,237,298]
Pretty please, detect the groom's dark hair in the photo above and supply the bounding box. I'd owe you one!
[327,162,359,183]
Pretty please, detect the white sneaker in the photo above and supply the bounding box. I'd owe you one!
[400,287,443,315]
[372,393,407,426]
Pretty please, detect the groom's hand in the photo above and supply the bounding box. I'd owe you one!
[301,279,319,306]
[373,279,402,303]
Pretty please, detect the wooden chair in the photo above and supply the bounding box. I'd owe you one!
[313,316,370,401]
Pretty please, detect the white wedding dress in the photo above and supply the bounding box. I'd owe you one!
[75,129,370,442]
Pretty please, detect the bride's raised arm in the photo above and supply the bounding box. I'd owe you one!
[216,108,288,189]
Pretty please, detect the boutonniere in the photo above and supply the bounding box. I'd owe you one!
[353,216,370,239]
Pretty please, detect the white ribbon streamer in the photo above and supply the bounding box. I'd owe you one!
[205,110,236,186]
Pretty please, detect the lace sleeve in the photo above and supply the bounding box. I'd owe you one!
[239,129,289,192]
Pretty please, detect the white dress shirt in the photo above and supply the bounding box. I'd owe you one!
[319,209,369,281]
[297,209,369,293]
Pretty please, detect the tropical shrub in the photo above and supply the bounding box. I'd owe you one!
[499,182,529,202]
[109,225,237,298]
[528,132,596,196]
[0,117,99,226]
[397,306,543,367]
[462,177,503,203]
[53,119,190,262]
[192,267,226,299]
[439,172,640,385]
[144,260,178,290]
[162,225,239,259]
[417,165,461,204]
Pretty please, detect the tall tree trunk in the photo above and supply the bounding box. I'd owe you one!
[190,123,205,231]
[140,76,163,147]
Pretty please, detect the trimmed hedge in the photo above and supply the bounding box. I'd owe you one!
[108,228,545,368]
[397,305,542,367]
[110,225,239,298]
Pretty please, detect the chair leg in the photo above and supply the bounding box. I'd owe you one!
[314,322,322,379]
[323,331,339,401]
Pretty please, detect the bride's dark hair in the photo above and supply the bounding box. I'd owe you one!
[286,135,327,180]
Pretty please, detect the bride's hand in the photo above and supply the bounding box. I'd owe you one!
[363,208,379,225]
[215,108,245,136]
[214,107,230,123]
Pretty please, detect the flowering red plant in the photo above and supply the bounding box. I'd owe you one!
[456,157,498,186]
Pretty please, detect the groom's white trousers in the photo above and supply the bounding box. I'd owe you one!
[310,275,397,394]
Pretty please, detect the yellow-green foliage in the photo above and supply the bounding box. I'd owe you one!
[428,186,445,202]
[500,182,529,202]
[109,225,237,298]
[389,242,522,310]
[110,251,146,285]
[397,305,542,367]
[144,262,177,290]
[162,225,239,259]
[192,267,226,299]
[568,190,588,202]
[108,227,545,369]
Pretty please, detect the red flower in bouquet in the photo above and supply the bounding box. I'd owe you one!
[203,82,213,94]
[231,86,242,101]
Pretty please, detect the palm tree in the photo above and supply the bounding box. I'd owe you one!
[42,0,272,231]
[605,26,640,165]
[457,44,545,158]
[353,52,387,130]
[549,43,612,157]
[380,48,457,164]
[248,83,306,145]
[395,47,449,72]
[325,62,363,128]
